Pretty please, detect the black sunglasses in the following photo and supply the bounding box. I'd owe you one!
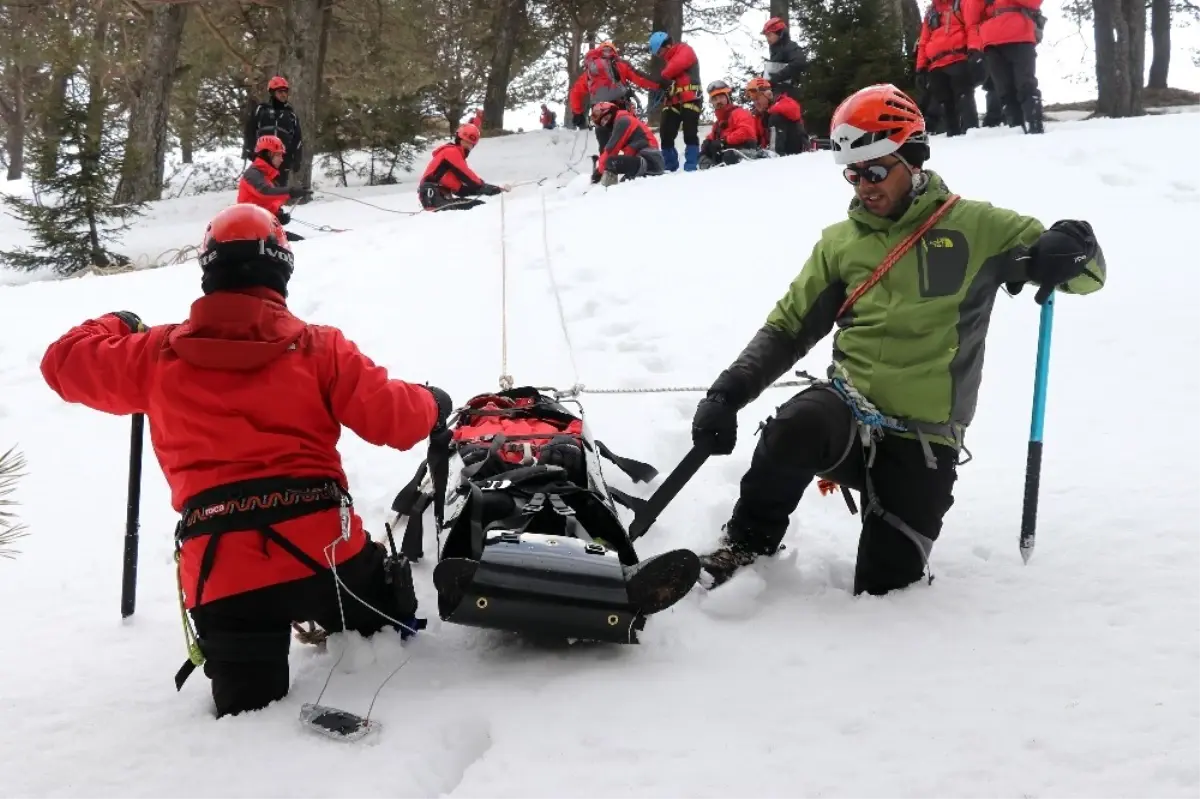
[843,160,900,185]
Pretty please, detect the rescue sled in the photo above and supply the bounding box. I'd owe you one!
[386,385,701,644]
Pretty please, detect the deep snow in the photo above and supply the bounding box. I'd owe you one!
[1,114,1197,798]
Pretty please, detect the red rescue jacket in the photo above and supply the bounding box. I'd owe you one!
[568,47,658,115]
[40,289,438,608]
[419,142,488,197]
[753,94,805,149]
[597,110,660,173]
[236,158,290,216]
[657,42,701,108]
[962,0,1042,48]
[917,0,978,71]
[706,104,759,148]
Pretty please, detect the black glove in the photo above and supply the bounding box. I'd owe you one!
[692,393,738,456]
[288,186,312,199]
[658,76,674,91]
[424,385,453,430]
[276,209,291,225]
[590,170,603,184]
[915,72,929,92]
[1025,220,1099,303]
[967,51,987,86]
[572,112,587,129]
[110,311,146,334]
[700,139,722,159]
[480,183,502,196]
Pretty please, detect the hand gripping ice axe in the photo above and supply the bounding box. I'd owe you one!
[1020,288,1056,563]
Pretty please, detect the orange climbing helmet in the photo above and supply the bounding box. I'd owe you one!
[745,77,772,95]
[829,83,928,165]
[456,123,481,146]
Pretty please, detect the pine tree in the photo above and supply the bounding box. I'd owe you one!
[791,0,914,136]
[0,445,28,561]
[0,81,143,277]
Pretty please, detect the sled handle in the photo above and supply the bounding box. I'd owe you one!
[628,444,711,542]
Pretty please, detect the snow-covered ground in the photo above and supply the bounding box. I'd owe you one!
[1,113,1197,797]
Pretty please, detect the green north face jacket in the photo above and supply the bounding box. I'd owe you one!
[736,171,1106,439]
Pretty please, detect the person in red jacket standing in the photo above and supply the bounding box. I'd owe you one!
[568,42,658,149]
[40,204,453,720]
[236,135,312,240]
[647,31,703,172]
[589,101,665,186]
[697,81,764,169]
[417,123,510,212]
[745,77,807,155]
[915,0,984,137]
[963,0,1045,133]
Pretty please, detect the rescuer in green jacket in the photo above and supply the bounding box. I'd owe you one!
[690,83,1106,595]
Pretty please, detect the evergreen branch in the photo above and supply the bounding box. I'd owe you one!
[0,446,30,560]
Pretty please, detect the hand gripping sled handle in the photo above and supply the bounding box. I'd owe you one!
[628,444,712,542]
[121,412,145,618]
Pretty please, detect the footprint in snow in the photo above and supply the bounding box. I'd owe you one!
[600,320,635,336]
[1099,172,1136,188]
[640,354,669,374]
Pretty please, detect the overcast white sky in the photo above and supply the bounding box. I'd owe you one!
[509,1,1200,130]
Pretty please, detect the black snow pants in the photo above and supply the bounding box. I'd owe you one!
[928,60,978,136]
[984,42,1043,133]
[727,386,959,596]
[605,152,666,180]
[419,182,485,212]
[189,542,408,718]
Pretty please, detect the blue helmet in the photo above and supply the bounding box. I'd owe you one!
[648,31,670,54]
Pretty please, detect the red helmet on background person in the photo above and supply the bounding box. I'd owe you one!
[254,135,286,156]
[456,123,481,147]
[199,204,294,298]
[829,84,928,166]
[762,17,787,35]
[590,101,618,125]
[267,76,289,92]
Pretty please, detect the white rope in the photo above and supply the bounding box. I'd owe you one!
[498,192,513,391]
[540,189,581,387]
[553,379,812,398]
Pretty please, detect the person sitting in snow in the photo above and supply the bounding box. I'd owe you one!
[689,83,1106,596]
[236,135,312,241]
[697,80,766,170]
[589,101,665,186]
[568,41,658,150]
[540,104,558,129]
[745,77,808,156]
[39,203,452,719]
[417,123,509,212]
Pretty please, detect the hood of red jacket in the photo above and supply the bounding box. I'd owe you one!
[253,157,280,182]
[168,288,306,371]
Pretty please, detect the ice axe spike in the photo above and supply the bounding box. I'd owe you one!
[628,444,712,542]
[1020,289,1056,563]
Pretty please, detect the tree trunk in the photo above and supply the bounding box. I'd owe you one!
[483,0,526,130]
[649,0,683,127]
[1147,0,1169,89]
[769,0,788,26]
[564,24,583,126]
[84,4,111,266]
[901,0,922,60]
[1093,0,1145,117]
[277,0,327,193]
[2,67,25,180]
[114,2,187,204]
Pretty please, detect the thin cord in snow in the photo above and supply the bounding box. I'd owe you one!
[499,192,513,391]
[540,189,582,387]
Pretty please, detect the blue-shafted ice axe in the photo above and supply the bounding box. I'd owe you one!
[1020,285,1056,563]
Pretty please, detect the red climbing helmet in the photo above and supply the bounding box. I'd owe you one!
[456,123,481,146]
[267,76,289,92]
[198,204,294,298]
[255,135,286,155]
[762,17,787,35]
[590,101,618,125]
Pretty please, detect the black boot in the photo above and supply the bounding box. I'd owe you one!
[697,519,786,589]
[1022,90,1045,134]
